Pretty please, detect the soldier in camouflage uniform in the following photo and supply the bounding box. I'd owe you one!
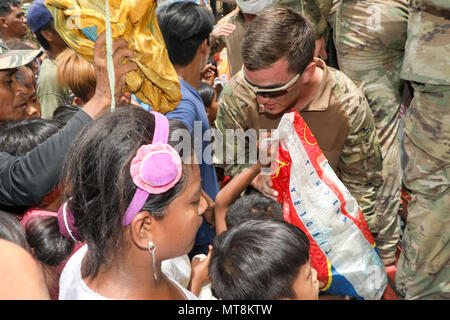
[278,0,339,67]
[212,0,337,79]
[0,39,8,53]
[333,0,409,266]
[278,0,332,41]
[0,49,42,121]
[215,8,384,237]
[395,0,450,300]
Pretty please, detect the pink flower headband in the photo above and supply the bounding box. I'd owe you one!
[56,112,182,241]
[122,111,182,226]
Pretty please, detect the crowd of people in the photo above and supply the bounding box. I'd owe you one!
[0,0,448,301]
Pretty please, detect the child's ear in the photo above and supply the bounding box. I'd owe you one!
[204,105,211,118]
[39,29,53,42]
[73,96,85,106]
[129,211,154,249]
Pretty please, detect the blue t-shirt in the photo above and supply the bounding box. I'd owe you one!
[166,78,218,247]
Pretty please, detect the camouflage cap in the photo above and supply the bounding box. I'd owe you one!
[0,50,43,70]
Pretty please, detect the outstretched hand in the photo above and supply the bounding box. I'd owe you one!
[200,63,217,86]
[189,245,213,296]
[210,22,236,43]
[83,32,138,119]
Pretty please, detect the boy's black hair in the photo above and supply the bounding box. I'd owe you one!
[52,104,81,128]
[0,118,60,156]
[210,219,310,300]
[0,0,20,18]
[157,1,214,66]
[225,193,284,230]
[198,81,216,108]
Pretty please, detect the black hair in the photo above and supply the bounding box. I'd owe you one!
[34,18,54,51]
[24,215,74,266]
[0,0,20,17]
[52,104,81,128]
[210,219,310,300]
[0,118,60,156]
[0,210,31,252]
[61,105,193,278]
[157,1,214,66]
[225,193,284,230]
[198,81,216,108]
[0,118,69,265]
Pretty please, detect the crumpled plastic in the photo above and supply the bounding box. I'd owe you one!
[45,0,181,113]
[271,111,387,300]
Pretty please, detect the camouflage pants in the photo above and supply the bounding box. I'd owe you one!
[396,84,450,300]
[334,0,409,262]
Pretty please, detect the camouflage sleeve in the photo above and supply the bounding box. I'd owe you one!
[336,76,384,234]
[413,0,450,12]
[214,84,253,178]
[401,0,450,85]
[278,0,333,39]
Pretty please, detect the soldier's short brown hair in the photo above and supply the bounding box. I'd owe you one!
[241,8,315,74]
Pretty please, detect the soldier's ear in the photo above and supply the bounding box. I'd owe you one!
[0,17,7,29]
[301,62,317,85]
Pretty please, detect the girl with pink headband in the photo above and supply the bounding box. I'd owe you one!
[57,106,210,300]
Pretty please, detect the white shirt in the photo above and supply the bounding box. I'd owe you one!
[59,244,198,300]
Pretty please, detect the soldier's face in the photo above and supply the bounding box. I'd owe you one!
[4,6,28,39]
[0,68,27,121]
[14,67,40,118]
[243,57,303,116]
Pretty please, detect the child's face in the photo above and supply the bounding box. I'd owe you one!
[152,164,208,260]
[291,259,320,300]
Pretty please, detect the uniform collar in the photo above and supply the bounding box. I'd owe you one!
[302,58,332,112]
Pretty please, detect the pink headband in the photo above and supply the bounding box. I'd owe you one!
[57,201,83,242]
[20,209,58,228]
[55,112,181,240]
[121,112,182,226]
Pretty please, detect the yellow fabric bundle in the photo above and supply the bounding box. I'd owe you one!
[45,0,181,113]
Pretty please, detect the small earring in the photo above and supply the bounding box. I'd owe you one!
[148,241,157,281]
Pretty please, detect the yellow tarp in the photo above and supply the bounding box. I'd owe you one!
[45,0,181,113]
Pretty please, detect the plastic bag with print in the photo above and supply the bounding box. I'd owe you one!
[270,111,387,300]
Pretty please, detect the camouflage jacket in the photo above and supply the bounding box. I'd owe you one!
[0,38,8,54]
[215,58,383,232]
[401,0,450,85]
[278,0,335,39]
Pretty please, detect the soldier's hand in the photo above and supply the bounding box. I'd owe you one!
[315,37,328,60]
